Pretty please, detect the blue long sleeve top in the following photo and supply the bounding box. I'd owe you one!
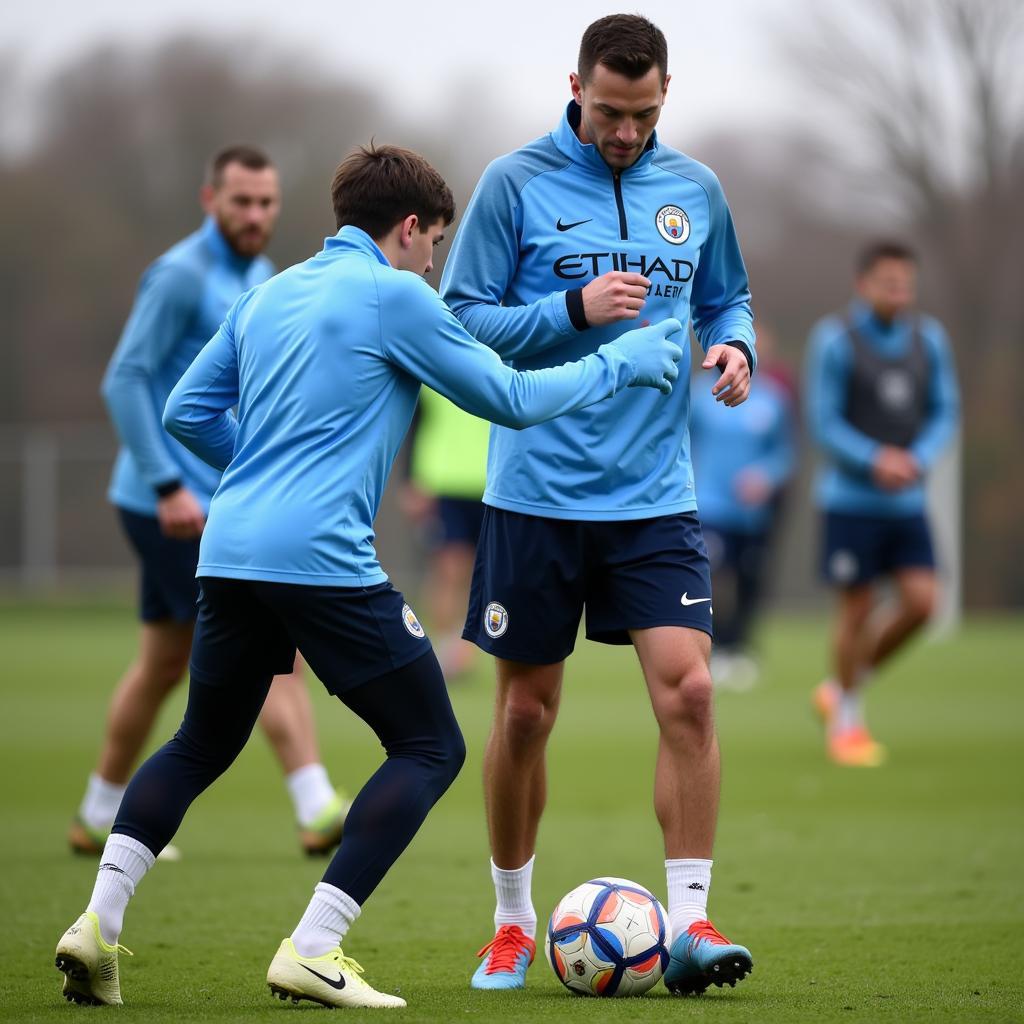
[805,298,960,515]
[101,217,273,515]
[440,100,755,521]
[163,227,646,587]
[690,373,796,533]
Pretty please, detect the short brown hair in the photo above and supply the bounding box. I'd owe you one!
[330,143,455,238]
[206,144,273,188]
[578,14,668,84]
[857,240,918,275]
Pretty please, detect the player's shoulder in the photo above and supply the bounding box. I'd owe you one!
[651,144,726,201]
[808,311,850,349]
[914,311,949,350]
[372,263,446,316]
[479,134,572,202]
[143,235,206,302]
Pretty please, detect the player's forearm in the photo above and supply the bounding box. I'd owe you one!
[447,291,579,360]
[101,362,183,487]
[474,345,633,429]
[162,395,237,471]
[910,406,958,471]
[693,301,756,366]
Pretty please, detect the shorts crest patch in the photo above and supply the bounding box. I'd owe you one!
[484,601,509,638]
[829,550,859,585]
[401,603,426,638]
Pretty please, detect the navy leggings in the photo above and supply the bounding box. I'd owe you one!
[114,643,465,905]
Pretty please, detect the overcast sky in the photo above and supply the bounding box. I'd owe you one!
[4,0,811,142]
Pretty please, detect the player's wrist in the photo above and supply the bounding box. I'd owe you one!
[565,288,589,331]
[725,340,754,374]
[155,479,183,498]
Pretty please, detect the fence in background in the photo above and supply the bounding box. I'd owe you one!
[0,422,961,626]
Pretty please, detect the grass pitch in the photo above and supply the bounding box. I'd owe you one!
[0,599,1021,1023]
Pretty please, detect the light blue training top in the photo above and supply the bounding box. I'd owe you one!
[805,298,960,516]
[441,101,755,521]
[163,227,648,587]
[690,373,796,534]
[102,216,273,515]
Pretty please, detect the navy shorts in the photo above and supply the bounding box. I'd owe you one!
[435,497,485,547]
[822,511,935,587]
[191,577,432,693]
[118,508,201,623]
[464,508,713,664]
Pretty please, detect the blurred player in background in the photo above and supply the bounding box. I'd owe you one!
[806,241,960,766]
[53,143,685,1009]
[690,323,797,690]
[442,14,756,997]
[402,388,489,679]
[71,146,348,860]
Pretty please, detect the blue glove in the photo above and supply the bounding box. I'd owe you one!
[603,318,684,395]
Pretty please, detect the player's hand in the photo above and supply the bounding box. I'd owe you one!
[581,271,651,326]
[872,446,920,491]
[157,487,206,539]
[735,468,773,506]
[609,318,684,395]
[399,482,437,525]
[703,344,750,407]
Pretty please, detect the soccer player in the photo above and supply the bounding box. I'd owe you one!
[402,388,489,678]
[690,324,797,690]
[441,13,756,997]
[806,241,959,766]
[53,143,685,1008]
[71,146,348,860]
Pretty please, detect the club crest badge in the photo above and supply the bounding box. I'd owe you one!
[655,205,690,245]
[402,603,426,638]
[484,601,509,638]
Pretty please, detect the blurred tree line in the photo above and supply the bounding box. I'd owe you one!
[0,0,1020,604]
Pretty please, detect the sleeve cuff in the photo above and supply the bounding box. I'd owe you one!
[565,288,589,332]
[155,479,183,498]
[726,340,754,374]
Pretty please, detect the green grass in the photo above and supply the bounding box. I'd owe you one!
[1,602,1022,1023]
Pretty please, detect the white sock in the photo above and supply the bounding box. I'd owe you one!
[834,667,873,733]
[78,774,127,832]
[666,858,712,937]
[286,764,335,828]
[491,856,537,939]
[291,883,361,957]
[87,834,155,945]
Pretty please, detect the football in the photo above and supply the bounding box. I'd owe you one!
[545,877,671,997]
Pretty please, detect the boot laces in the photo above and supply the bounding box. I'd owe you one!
[476,925,532,974]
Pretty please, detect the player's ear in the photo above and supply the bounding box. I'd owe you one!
[569,72,583,104]
[662,72,671,99]
[199,183,215,214]
[400,214,419,249]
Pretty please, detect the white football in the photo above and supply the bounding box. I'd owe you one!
[545,877,671,996]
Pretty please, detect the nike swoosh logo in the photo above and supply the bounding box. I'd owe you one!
[556,218,592,232]
[680,593,712,606]
[299,964,346,990]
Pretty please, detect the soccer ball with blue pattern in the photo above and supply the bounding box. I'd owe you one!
[545,877,670,996]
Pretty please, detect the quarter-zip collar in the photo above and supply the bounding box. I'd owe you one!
[321,225,391,266]
[551,100,659,178]
[848,297,913,339]
[200,215,257,272]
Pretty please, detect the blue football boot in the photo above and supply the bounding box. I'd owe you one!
[471,925,535,990]
[664,919,753,996]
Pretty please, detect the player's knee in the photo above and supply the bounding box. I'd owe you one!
[904,583,937,626]
[660,667,714,732]
[501,692,556,744]
[441,722,467,785]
